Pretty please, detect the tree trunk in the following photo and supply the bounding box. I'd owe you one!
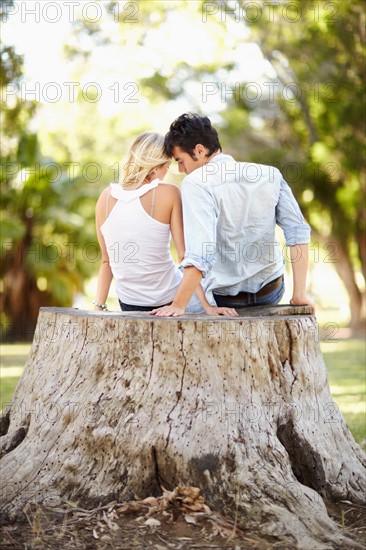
[332,239,364,330]
[2,237,51,341]
[0,306,365,548]
[311,230,365,331]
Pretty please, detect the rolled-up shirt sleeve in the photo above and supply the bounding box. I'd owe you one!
[180,178,218,277]
[276,177,311,245]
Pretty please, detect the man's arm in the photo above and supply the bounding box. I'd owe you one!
[151,177,218,317]
[151,266,202,316]
[195,282,238,316]
[289,243,315,313]
[276,177,314,313]
[151,267,238,317]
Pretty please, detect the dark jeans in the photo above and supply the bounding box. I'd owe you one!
[213,276,285,309]
[119,300,171,312]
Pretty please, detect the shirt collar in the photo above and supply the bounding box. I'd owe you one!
[110,178,160,201]
[206,152,234,164]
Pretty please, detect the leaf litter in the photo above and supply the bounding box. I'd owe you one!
[1,488,364,549]
[0,485,269,549]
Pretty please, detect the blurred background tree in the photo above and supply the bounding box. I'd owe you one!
[0,1,99,340]
[1,0,365,337]
[225,0,365,329]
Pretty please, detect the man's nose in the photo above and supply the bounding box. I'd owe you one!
[178,164,184,173]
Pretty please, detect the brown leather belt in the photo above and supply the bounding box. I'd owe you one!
[215,275,284,302]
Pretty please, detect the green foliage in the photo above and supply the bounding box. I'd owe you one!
[0,6,99,339]
[198,0,365,325]
[238,0,365,237]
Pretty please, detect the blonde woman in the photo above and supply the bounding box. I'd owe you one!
[93,132,236,315]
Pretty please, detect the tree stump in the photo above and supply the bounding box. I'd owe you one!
[1,306,365,548]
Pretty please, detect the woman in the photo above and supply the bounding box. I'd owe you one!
[93,132,236,315]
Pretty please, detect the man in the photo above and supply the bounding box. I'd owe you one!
[151,113,313,317]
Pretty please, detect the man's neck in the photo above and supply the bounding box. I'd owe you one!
[204,150,222,164]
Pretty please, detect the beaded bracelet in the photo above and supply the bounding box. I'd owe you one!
[93,300,108,311]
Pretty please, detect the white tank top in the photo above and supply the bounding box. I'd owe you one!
[100,179,182,306]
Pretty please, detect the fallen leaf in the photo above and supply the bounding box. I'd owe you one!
[140,496,159,506]
[163,512,174,524]
[184,514,197,525]
[144,518,161,527]
[61,498,78,508]
[92,529,99,539]
[208,519,235,538]
[184,503,204,512]
[102,511,120,532]
[116,504,130,513]
[117,502,148,514]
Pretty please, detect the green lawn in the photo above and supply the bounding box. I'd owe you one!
[0,343,31,410]
[321,339,365,446]
[1,340,365,447]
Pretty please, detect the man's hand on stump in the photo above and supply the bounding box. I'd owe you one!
[150,303,185,317]
[290,295,315,315]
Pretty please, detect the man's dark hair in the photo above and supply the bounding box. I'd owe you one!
[164,113,222,159]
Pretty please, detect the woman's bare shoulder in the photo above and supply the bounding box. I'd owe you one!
[99,185,112,198]
[96,186,111,205]
[157,182,181,195]
[95,186,113,218]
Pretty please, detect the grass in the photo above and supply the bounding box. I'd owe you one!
[0,343,30,409]
[0,339,365,446]
[321,339,365,445]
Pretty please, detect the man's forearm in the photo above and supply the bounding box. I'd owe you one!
[172,266,203,310]
[290,243,309,300]
[195,282,211,312]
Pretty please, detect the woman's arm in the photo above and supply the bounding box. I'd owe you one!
[169,186,185,262]
[94,189,113,311]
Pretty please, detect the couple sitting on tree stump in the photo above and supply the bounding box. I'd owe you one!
[94,113,314,317]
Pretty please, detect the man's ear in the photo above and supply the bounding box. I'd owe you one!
[195,144,207,157]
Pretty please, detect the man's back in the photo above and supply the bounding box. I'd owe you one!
[181,153,286,297]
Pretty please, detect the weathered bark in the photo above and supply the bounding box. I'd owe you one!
[0,306,365,548]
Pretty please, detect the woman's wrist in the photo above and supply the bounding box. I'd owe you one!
[93,300,108,311]
[171,301,186,313]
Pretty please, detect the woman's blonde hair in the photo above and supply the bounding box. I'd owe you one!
[119,132,170,189]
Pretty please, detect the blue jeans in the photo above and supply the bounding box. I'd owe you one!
[213,277,285,309]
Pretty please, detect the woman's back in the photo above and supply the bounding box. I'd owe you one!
[99,179,183,307]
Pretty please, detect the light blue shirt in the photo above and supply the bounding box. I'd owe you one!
[180,153,311,302]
